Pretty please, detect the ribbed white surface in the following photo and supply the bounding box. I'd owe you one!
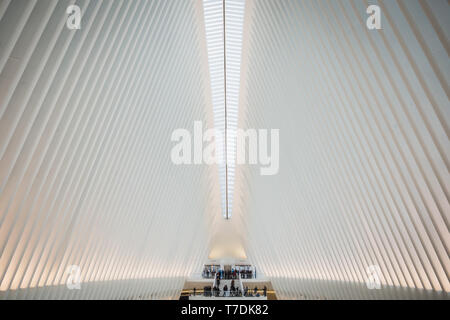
[235,0,449,299]
[0,0,449,300]
[0,0,221,299]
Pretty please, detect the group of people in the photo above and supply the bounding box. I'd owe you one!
[202,265,256,280]
[217,268,238,279]
[193,266,268,298]
[243,285,267,297]
[196,283,268,297]
[202,265,219,279]
[239,268,254,279]
[212,279,241,297]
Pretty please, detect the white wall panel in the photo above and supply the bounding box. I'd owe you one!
[235,0,449,299]
[0,0,448,300]
[0,0,221,299]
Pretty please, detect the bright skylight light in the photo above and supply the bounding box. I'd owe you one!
[203,0,245,219]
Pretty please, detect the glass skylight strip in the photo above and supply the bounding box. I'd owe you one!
[203,0,245,219]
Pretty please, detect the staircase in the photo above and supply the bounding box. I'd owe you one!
[188,276,268,300]
[218,279,232,297]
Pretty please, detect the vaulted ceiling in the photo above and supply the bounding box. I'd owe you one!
[0,0,449,300]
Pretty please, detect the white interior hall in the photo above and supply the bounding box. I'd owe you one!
[0,0,448,300]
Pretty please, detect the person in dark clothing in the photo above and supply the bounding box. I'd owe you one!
[193,287,196,296]
[254,286,258,295]
[230,279,235,296]
[263,286,267,296]
[223,285,228,296]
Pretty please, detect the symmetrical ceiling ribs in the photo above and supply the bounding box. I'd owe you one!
[0,0,220,299]
[235,0,449,299]
[203,0,245,218]
[0,0,448,301]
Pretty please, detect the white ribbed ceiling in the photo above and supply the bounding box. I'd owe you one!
[235,0,449,299]
[0,0,449,300]
[0,0,222,299]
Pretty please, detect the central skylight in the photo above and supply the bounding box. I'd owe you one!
[203,0,245,219]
